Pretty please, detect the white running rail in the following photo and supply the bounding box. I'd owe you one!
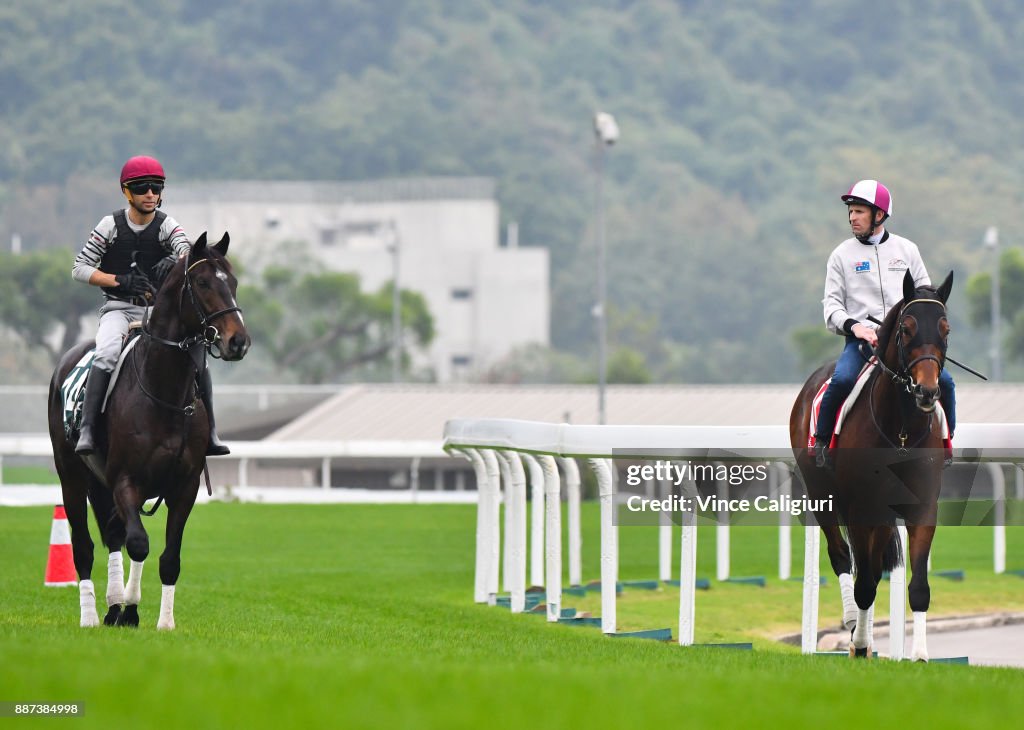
[443,418,1024,649]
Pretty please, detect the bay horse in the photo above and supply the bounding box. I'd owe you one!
[47,232,249,630]
[790,270,953,661]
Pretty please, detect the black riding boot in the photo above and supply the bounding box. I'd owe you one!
[198,368,230,456]
[75,368,113,455]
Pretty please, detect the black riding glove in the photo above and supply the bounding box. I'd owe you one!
[152,255,177,285]
[114,271,156,298]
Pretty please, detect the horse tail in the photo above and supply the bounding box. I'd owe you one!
[882,526,903,573]
[842,523,904,573]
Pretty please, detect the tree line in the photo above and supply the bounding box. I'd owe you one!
[2,1,1023,381]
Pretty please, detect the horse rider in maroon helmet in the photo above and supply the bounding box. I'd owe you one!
[71,155,229,457]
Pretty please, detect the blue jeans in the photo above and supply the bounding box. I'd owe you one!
[815,337,956,443]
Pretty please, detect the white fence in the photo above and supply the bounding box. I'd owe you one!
[0,435,445,487]
[443,418,1024,653]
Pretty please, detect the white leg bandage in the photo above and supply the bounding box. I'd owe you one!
[124,560,144,606]
[911,611,929,662]
[839,573,857,629]
[851,604,874,650]
[106,551,124,607]
[157,585,176,631]
[79,579,99,628]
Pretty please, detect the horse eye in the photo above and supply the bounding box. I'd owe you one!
[197,277,210,289]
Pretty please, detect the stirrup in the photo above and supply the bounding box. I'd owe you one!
[814,439,833,469]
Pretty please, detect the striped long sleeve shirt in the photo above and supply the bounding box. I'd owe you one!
[72,209,191,285]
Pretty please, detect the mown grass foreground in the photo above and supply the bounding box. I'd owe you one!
[1,503,1022,729]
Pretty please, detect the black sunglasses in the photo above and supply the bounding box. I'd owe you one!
[126,181,164,195]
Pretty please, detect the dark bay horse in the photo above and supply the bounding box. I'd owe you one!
[790,270,953,661]
[47,232,249,630]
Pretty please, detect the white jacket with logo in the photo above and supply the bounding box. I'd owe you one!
[822,231,930,335]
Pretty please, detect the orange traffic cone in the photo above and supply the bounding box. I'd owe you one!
[44,505,77,587]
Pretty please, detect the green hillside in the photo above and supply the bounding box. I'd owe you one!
[1,0,1021,380]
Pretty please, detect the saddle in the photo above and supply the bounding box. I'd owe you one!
[61,326,143,440]
[805,356,949,454]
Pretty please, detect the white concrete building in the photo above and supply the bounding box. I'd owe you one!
[170,177,549,381]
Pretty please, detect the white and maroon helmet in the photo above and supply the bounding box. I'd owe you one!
[841,179,893,217]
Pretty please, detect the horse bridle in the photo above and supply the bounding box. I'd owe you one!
[141,255,243,356]
[892,296,946,387]
[181,256,243,358]
[865,296,948,452]
[877,297,949,395]
[134,255,243,418]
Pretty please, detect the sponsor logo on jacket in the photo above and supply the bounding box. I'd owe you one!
[854,260,871,273]
[888,258,908,272]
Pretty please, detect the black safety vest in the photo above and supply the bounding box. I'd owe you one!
[100,210,166,299]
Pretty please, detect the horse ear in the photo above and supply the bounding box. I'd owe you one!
[902,269,915,303]
[936,270,954,304]
[213,232,230,256]
[193,232,208,255]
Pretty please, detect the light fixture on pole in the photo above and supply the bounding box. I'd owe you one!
[984,225,1001,382]
[593,111,619,426]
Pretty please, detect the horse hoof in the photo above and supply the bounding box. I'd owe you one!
[849,645,870,659]
[103,605,123,626]
[116,604,140,628]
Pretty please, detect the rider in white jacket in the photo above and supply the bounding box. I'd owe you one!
[814,180,956,467]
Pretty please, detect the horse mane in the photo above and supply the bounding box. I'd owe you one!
[874,283,941,360]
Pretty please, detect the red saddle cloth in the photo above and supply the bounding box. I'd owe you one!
[806,360,951,460]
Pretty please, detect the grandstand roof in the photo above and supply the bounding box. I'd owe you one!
[267,382,1024,442]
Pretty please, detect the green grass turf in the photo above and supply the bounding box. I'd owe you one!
[1,465,59,484]
[1,503,1022,729]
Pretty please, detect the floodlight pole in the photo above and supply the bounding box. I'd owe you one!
[593,112,619,425]
[985,226,1001,382]
[595,143,608,425]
